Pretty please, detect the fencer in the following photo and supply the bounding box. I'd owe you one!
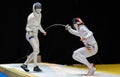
[20,2,47,72]
[65,17,98,76]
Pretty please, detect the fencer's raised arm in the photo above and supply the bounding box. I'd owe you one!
[65,24,80,37]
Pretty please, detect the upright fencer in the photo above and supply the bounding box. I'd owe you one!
[20,2,47,72]
[65,17,98,76]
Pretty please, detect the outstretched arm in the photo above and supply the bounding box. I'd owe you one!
[65,24,80,37]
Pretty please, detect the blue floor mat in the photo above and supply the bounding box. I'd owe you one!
[0,72,9,77]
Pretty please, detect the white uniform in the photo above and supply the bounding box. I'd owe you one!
[24,2,46,67]
[66,24,98,76]
[67,25,98,57]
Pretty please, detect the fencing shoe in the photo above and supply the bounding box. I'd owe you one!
[33,66,42,72]
[20,64,29,72]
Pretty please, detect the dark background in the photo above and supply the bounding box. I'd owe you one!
[0,0,119,64]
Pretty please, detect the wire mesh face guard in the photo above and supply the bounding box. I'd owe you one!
[72,17,84,30]
[72,17,83,24]
[34,2,42,9]
[33,2,42,14]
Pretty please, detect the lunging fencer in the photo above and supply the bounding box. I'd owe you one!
[65,17,98,76]
[20,2,47,72]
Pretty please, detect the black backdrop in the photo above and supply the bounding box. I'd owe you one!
[1,0,119,64]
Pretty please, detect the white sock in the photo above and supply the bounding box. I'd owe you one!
[33,52,38,67]
[24,52,34,65]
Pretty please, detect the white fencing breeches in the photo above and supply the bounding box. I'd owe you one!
[72,43,98,68]
[24,32,40,67]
